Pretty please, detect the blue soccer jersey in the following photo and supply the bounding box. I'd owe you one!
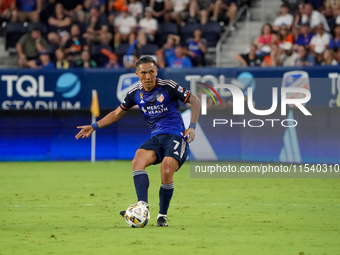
[120,78,191,137]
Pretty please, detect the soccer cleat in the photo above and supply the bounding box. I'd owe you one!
[119,210,125,217]
[157,216,168,227]
[137,201,149,209]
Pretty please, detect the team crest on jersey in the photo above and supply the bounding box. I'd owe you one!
[140,92,145,103]
[157,94,164,103]
[177,86,184,93]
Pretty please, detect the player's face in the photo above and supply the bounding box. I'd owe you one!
[135,62,158,91]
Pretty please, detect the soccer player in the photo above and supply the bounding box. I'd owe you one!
[75,56,201,227]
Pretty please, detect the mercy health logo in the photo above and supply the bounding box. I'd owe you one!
[198,71,311,128]
[1,72,81,110]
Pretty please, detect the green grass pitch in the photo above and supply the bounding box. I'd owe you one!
[1,161,339,255]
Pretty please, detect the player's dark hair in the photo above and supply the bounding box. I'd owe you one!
[135,56,157,68]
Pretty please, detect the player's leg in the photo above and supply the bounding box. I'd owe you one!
[157,134,189,227]
[120,148,156,217]
[132,149,157,204]
[157,156,178,226]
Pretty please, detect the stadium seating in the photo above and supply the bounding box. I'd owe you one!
[201,21,223,48]
[156,22,179,46]
[5,22,27,50]
[138,43,159,55]
[180,22,201,44]
[114,43,138,63]
[91,44,111,67]
[27,22,48,37]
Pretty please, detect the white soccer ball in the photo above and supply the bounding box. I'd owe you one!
[124,203,150,228]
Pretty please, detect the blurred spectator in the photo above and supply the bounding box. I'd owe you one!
[167,45,193,67]
[108,0,127,24]
[335,6,340,25]
[123,54,138,68]
[39,0,56,24]
[16,26,48,68]
[137,7,158,46]
[57,0,83,21]
[84,0,106,14]
[64,24,88,62]
[156,33,180,67]
[213,0,239,28]
[310,23,332,55]
[189,0,214,25]
[293,2,305,27]
[0,0,16,22]
[253,23,275,53]
[325,0,340,10]
[103,52,122,68]
[28,51,55,69]
[314,51,324,64]
[322,49,338,65]
[278,42,298,66]
[149,0,171,23]
[185,28,207,66]
[335,47,340,63]
[114,5,136,46]
[273,3,294,32]
[55,47,70,69]
[12,0,42,23]
[275,25,294,50]
[294,22,314,49]
[76,50,97,68]
[308,0,325,10]
[169,0,189,26]
[301,3,330,31]
[329,24,340,50]
[83,6,112,45]
[328,4,340,32]
[282,0,300,12]
[295,45,315,66]
[128,0,144,20]
[47,3,71,46]
[262,44,280,67]
[234,44,263,67]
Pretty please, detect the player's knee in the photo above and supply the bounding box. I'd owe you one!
[131,156,142,170]
[161,169,173,184]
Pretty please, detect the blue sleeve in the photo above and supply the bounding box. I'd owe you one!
[167,80,191,103]
[120,90,136,111]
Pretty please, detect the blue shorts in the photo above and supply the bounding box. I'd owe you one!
[139,134,189,170]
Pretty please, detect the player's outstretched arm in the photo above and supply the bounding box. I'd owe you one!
[75,107,126,139]
[184,93,201,143]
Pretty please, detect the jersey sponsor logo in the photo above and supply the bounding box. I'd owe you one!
[143,104,168,115]
[116,73,140,103]
[178,86,184,93]
[157,94,164,103]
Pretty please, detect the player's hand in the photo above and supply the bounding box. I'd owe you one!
[183,127,195,143]
[75,125,94,139]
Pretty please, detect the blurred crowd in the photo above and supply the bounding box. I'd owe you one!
[235,0,340,67]
[0,0,250,69]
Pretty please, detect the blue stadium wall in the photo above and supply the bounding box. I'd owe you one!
[0,66,339,163]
